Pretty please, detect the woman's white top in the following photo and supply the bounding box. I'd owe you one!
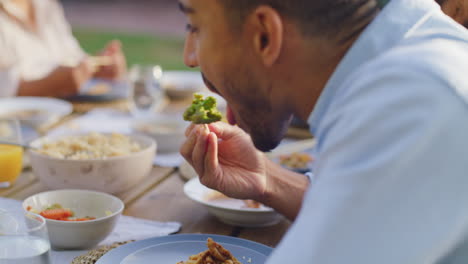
[0,0,85,97]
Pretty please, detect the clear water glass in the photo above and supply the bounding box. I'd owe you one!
[128,65,165,117]
[0,210,51,264]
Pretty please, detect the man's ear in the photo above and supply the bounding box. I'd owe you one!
[247,6,283,67]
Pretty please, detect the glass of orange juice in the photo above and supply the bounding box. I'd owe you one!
[0,119,23,188]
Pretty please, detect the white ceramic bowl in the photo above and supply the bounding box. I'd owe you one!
[132,115,188,153]
[23,189,124,249]
[184,178,283,227]
[161,71,206,100]
[28,133,156,194]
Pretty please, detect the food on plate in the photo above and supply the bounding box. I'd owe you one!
[279,152,314,170]
[183,93,222,124]
[35,132,142,160]
[177,238,242,264]
[205,190,262,209]
[27,204,96,221]
[243,200,261,209]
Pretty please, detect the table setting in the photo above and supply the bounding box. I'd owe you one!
[0,66,313,263]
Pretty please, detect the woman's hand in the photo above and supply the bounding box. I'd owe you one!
[18,58,93,97]
[180,122,268,201]
[93,40,127,80]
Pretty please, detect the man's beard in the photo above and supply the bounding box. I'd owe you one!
[201,72,290,152]
[238,107,291,152]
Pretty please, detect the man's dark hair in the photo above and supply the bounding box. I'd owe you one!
[220,0,381,43]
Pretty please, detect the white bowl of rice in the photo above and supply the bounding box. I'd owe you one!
[28,132,156,194]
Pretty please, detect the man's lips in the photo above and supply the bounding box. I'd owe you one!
[227,106,236,125]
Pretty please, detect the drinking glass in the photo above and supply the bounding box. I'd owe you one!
[128,65,165,117]
[0,119,23,188]
[0,210,51,264]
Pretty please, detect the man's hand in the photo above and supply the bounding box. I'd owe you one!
[93,40,127,80]
[180,122,268,201]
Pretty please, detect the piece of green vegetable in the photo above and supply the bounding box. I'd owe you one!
[183,93,222,124]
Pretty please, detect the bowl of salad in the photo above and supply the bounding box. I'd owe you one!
[23,189,124,249]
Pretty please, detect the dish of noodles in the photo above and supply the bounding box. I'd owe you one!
[95,234,271,264]
[35,132,142,160]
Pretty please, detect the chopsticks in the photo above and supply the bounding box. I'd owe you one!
[88,56,114,73]
[90,56,113,67]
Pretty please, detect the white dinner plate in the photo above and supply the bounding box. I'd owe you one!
[0,97,73,131]
[184,178,282,227]
[97,234,272,264]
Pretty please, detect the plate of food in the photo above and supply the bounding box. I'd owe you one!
[266,139,316,173]
[68,79,129,102]
[184,178,282,227]
[96,234,272,264]
[0,97,73,130]
[274,152,314,173]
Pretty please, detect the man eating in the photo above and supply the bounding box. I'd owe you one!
[180,0,468,263]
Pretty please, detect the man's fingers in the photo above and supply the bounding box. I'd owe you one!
[204,132,219,177]
[191,128,209,176]
[208,122,241,140]
[180,127,198,163]
[185,123,196,137]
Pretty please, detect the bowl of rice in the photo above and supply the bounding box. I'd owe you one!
[28,132,156,194]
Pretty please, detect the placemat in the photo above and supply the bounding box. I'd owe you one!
[71,241,134,264]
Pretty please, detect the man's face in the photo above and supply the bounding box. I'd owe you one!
[180,0,291,151]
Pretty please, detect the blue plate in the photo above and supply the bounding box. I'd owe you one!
[96,234,272,264]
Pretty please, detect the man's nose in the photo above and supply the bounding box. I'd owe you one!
[184,36,198,68]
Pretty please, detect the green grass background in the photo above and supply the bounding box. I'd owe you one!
[73,28,190,71]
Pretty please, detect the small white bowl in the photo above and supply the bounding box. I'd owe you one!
[23,189,124,249]
[28,133,156,194]
[161,71,206,100]
[132,115,188,153]
[184,178,283,227]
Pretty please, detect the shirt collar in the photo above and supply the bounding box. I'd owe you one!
[307,0,440,134]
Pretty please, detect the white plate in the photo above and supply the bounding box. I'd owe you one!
[0,97,72,129]
[184,178,282,227]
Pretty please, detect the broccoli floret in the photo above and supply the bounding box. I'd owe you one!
[183,93,222,124]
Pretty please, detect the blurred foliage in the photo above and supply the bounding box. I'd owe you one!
[73,28,190,71]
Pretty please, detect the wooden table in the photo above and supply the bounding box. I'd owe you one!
[1,165,291,248]
[0,98,300,253]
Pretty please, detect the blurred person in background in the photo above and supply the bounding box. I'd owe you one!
[437,0,468,27]
[0,0,127,98]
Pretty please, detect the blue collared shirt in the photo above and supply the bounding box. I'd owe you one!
[268,0,468,263]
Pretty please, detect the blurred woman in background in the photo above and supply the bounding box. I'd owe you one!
[0,0,127,98]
